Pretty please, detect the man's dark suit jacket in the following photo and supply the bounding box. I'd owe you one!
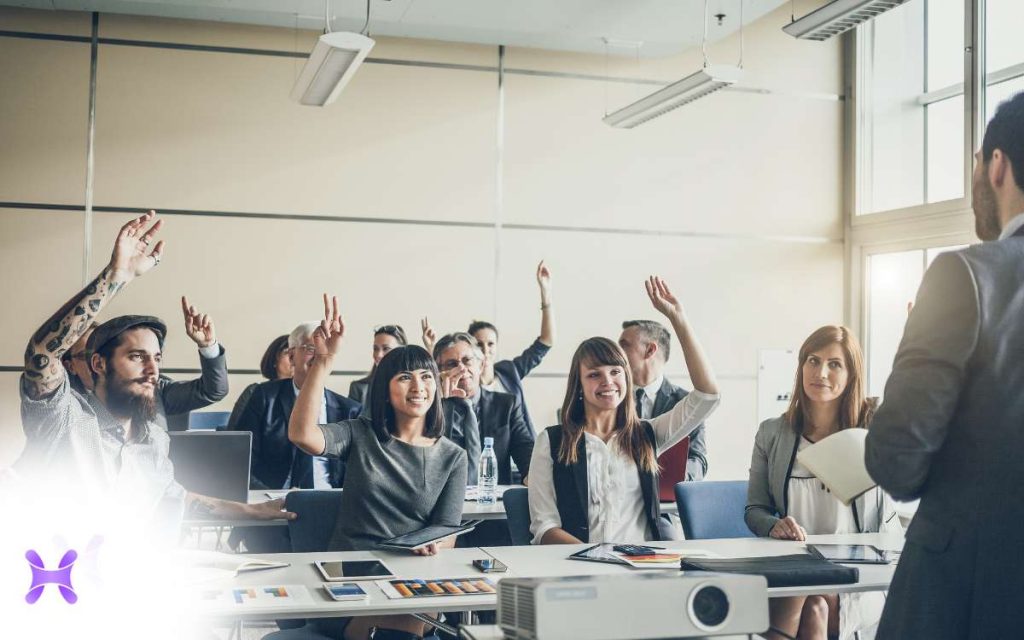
[865,227,1024,639]
[157,345,230,431]
[492,339,550,435]
[651,377,708,481]
[227,378,360,490]
[447,388,534,485]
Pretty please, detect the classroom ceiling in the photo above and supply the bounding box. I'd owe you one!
[1,0,790,57]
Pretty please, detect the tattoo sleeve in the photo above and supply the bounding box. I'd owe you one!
[24,266,128,399]
[185,492,242,519]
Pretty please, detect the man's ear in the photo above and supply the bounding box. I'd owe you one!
[644,341,658,361]
[990,149,1010,189]
[89,353,105,381]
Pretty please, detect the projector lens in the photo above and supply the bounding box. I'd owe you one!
[691,585,729,628]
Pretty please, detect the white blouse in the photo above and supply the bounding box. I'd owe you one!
[528,390,720,544]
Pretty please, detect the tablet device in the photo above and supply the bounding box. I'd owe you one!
[807,544,891,564]
[378,520,483,551]
[315,560,395,581]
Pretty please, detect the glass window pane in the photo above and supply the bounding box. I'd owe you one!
[867,250,924,398]
[926,0,964,91]
[986,77,1024,124]
[986,0,1024,75]
[925,244,969,267]
[926,95,964,203]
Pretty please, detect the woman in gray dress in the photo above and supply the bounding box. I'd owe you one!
[287,295,467,640]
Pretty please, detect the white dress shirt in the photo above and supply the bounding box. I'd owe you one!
[998,211,1024,240]
[635,375,664,420]
[528,389,720,544]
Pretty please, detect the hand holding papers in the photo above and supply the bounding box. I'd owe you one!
[796,428,876,505]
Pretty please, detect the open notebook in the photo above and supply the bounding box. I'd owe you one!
[795,428,876,505]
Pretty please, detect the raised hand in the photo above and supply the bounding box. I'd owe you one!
[110,210,164,280]
[314,294,345,358]
[421,316,437,354]
[440,364,468,399]
[181,296,216,348]
[645,276,684,320]
[537,260,552,297]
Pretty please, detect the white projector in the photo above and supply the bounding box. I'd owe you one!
[497,573,768,639]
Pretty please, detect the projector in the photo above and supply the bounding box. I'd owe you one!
[497,573,768,639]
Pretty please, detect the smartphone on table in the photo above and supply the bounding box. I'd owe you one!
[472,558,508,573]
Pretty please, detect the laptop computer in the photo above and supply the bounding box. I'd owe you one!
[168,431,251,503]
[657,436,690,502]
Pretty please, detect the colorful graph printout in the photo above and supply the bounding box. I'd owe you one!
[194,584,312,608]
[377,577,496,600]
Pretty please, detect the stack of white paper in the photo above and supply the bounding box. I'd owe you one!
[795,428,876,505]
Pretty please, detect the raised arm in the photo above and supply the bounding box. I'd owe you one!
[537,261,555,347]
[288,294,342,456]
[23,211,164,399]
[421,317,437,355]
[645,276,719,395]
[160,296,229,413]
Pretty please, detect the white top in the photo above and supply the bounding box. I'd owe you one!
[635,374,664,420]
[528,390,719,544]
[786,437,858,535]
[998,211,1024,240]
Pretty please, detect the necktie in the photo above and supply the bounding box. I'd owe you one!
[635,388,646,419]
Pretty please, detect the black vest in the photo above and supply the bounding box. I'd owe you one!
[545,424,663,543]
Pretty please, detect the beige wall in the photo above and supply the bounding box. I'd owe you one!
[0,5,845,480]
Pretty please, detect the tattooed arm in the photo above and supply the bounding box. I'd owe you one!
[185,492,296,521]
[23,211,165,400]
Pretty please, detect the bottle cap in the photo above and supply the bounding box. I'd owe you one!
[483,437,494,446]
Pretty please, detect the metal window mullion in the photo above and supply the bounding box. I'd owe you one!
[965,0,984,206]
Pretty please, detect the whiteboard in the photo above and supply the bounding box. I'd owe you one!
[758,348,797,425]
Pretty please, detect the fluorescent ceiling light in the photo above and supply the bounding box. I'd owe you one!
[783,0,910,41]
[291,31,375,106]
[602,64,742,129]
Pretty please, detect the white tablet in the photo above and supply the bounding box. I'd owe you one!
[315,559,395,581]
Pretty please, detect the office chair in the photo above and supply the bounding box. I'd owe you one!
[503,487,532,546]
[674,480,756,540]
[187,410,231,430]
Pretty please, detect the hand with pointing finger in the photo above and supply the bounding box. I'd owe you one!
[181,296,216,348]
[421,316,437,355]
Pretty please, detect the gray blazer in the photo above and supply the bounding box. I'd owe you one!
[746,416,898,538]
[653,377,709,480]
[865,232,1024,639]
[155,345,229,431]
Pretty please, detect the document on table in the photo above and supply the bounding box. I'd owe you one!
[376,577,497,599]
[796,428,876,505]
[195,584,312,608]
[179,550,291,583]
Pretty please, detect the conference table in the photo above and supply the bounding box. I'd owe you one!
[193,532,903,626]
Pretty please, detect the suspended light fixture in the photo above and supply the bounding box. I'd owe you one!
[291,0,375,106]
[603,0,743,129]
[783,0,911,41]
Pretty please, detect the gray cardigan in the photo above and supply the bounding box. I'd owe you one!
[745,416,900,538]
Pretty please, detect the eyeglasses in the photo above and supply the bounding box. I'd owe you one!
[439,355,478,371]
[296,344,316,354]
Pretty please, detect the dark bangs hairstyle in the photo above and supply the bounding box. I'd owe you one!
[784,325,872,432]
[558,337,658,473]
[367,345,445,441]
[259,334,290,380]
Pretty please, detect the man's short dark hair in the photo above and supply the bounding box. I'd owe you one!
[259,334,290,380]
[432,332,482,362]
[983,91,1024,190]
[367,346,444,440]
[467,321,498,339]
[622,319,671,362]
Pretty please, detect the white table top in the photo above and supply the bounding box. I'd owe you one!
[195,532,902,622]
[180,488,676,528]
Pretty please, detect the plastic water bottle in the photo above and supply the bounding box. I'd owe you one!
[477,437,498,505]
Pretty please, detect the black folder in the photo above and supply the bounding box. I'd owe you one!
[680,553,859,588]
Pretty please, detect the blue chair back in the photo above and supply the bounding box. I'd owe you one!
[285,490,344,552]
[674,480,755,540]
[503,487,532,545]
[188,411,231,430]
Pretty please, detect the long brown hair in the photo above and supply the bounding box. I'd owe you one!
[559,337,658,472]
[784,325,872,432]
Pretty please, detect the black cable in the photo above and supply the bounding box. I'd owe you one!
[767,626,798,640]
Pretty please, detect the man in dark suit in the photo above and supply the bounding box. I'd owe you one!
[433,332,534,486]
[619,319,708,480]
[865,92,1024,639]
[228,321,360,490]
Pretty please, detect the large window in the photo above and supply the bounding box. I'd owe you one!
[984,1,1024,122]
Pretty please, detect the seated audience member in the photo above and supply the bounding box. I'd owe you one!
[528,277,719,545]
[17,211,290,531]
[228,322,361,490]
[279,296,466,640]
[422,261,554,436]
[619,319,709,481]
[58,295,230,432]
[433,332,534,485]
[227,334,292,429]
[746,325,900,640]
[348,324,407,409]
